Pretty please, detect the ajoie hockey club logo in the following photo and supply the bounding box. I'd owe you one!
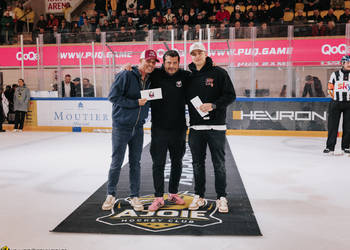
[96,192,222,232]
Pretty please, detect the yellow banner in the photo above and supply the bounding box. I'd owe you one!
[24,100,37,127]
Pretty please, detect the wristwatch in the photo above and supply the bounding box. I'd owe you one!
[211,103,216,110]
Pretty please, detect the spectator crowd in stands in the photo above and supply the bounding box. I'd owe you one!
[1,0,350,44]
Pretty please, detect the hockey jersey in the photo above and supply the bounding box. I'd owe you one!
[328,69,350,101]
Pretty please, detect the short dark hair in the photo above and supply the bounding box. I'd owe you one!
[163,50,180,63]
[65,74,71,77]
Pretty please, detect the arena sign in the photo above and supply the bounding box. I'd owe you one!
[96,192,222,232]
[233,110,326,121]
[228,98,330,131]
[45,0,78,13]
[27,98,331,132]
[36,99,112,127]
[1,38,346,68]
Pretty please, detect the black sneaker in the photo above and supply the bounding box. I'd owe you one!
[343,148,350,154]
[323,148,334,155]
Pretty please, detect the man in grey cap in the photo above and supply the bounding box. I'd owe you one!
[186,42,236,213]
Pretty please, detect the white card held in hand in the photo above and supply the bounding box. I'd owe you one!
[140,88,162,100]
[191,96,209,117]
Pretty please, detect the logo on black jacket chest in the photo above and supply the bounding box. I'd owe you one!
[176,81,182,88]
[205,78,214,87]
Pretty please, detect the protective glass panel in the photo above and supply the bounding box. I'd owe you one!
[293,23,346,98]
[3,22,349,100]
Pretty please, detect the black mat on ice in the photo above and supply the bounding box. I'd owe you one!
[52,139,261,236]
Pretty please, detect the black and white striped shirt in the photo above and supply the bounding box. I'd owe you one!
[329,69,350,101]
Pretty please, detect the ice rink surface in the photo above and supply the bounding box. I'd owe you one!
[1,131,350,250]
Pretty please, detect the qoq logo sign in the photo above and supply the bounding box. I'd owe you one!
[96,192,222,232]
[16,51,37,61]
[321,44,350,55]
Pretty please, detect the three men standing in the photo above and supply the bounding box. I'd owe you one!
[102,44,236,213]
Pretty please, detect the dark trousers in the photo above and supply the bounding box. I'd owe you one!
[150,127,186,197]
[14,111,26,130]
[16,20,25,33]
[188,129,227,199]
[326,101,350,150]
[107,126,144,197]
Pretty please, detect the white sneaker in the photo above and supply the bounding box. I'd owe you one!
[12,129,18,133]
[18,129,23,133]
[216,197,229,213]
[130,197,144,211]
[102,195,116,210]
[334,150,344,156]
[188,195,207,210]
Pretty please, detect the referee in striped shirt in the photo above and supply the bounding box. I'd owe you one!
[324,55,350,155]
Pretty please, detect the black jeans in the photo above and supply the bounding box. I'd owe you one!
[326,101,350,150]
[150,127,186,197]
[188,128,226,199]
[14,111,27,130]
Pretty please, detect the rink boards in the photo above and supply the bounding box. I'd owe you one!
[8,97,337,137]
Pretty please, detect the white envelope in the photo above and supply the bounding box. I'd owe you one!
[190,96,209,117]
[140,88,162,100]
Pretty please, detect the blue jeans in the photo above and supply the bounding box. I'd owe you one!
[107,126,144,197]
[188,129,227,199]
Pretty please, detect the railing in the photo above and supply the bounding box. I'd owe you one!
[1,24,350,99]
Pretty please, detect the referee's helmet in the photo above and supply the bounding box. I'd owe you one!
[341,55,350,64]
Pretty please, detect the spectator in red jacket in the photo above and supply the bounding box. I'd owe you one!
[215,4,230,23]
[47,13,59,32]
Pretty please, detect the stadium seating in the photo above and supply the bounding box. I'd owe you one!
[283,11,295,22]
[345,1,350,9]
[295,3,304,11]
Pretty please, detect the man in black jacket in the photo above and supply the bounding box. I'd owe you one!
[148,50,190,211]
[186,42,236,213]
[61,74,77,97]
[122,50,190,211]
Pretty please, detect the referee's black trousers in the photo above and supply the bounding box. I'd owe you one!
[150,127,186,197]
[326,100,350,150]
